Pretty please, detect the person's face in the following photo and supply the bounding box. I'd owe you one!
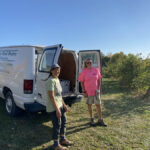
[51,67,60,77]
[86,60,92,68]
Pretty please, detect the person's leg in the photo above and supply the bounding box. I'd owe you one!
[87,96,95,126]
[95,95,107,127]
[51,111,61,147]
[51,110,68,150]
[60,107,73,146]
[95,104,107,127]
[95,104,102,120]
[88,104,93,118]
[60,107,66,139]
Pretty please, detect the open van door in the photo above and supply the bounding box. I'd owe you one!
[35,44,63,105]
[78,50,102,94]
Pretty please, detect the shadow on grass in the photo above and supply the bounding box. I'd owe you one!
[0,99,54,150]
[0,99,90,150]
[66,121,91,135]
[102,92,150,119]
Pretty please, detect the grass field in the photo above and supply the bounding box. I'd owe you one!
[0,79,150,150]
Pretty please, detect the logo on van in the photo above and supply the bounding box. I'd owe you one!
[0,50,18,57]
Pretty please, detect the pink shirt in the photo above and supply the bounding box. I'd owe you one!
[78,67,102,96]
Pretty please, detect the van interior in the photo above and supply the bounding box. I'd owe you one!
[35,48,77,95]
[58,50,76,95]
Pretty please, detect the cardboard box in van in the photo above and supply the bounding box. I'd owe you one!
[0,44,102,116]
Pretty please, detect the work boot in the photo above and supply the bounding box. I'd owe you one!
[97,119,107,127]
[90,118,95,126]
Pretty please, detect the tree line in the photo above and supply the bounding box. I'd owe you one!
[101,52,150,98]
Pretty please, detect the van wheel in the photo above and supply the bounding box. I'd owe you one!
[5,92,21,116]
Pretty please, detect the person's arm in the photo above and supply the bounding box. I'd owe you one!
[48,90,61,118]
[80,82,88,97]
[81,82,86,93]
[97,68,102,93]
[96,79,101,95]
[78,69,87,97]
[97,79,100,90]
[62,100,68,112]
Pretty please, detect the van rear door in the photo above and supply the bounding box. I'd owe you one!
[35,44,63,105]
[78,50,102,93]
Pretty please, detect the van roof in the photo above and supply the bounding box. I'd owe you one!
[0,45,45,49]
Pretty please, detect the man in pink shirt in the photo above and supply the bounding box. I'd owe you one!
[78,58,107,127]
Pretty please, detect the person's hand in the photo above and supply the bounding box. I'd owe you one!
[56,109,61,118]
[64,105,68,112]
[97,89,100,93]
[82,92,88,98]
[96,89,101,95]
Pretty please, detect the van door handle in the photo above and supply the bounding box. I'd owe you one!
[38,93,42,98]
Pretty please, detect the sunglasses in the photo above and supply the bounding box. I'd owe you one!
[86,62,92,64]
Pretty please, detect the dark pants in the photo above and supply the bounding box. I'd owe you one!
[50,107,66,140]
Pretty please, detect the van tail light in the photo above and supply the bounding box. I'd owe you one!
[24,80,33,94]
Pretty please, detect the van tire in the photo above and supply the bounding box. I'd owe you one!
[5,92,21,117]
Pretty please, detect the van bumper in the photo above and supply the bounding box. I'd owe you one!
[63,94,82,107]
[24,102,46,112]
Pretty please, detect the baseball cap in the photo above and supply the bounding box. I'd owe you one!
[50,64,60,71]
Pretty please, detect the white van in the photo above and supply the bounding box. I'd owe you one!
[0,44,102,116]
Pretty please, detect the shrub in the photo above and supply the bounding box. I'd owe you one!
[103,52,150,96]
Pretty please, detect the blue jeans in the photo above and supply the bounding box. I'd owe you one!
[50,107,66,140]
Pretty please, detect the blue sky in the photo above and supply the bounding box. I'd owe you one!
[0,0,150,57]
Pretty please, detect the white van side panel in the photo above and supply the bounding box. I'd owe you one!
[0,46,36,108]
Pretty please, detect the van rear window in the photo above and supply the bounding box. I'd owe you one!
[80,53,98,69]
[39,49,56,72]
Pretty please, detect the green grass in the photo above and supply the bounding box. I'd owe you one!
[0,78,150,150]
